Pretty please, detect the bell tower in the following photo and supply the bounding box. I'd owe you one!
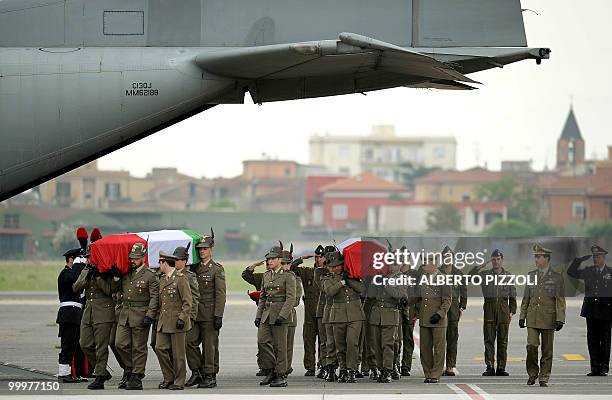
[556,106,585,169]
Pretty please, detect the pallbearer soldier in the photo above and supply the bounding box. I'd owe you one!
[113,243,159,390]
[291,247,322,376]
[469,249,516,376]
[519,244,566,387]
[189,229,226,389]
[281,244,302,375]
[313,245,329,379]
[155,252,193,390]
[57,247,86,383]
[255,242,296,387]
[72,247,116,390]
[323,251,364,383]
[322,245,339,382]
[439,246,467,376]
[417,254,452,383]
[172,245,200,383]
[399,255,419,377]
[242,259,268,376]
[567,245,612,376]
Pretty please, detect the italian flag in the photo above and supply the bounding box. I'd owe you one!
[90,229,202,274]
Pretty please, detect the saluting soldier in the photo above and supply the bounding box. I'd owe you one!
[313,245,329,379]
[57,248,86,383]
[171,245,201,386]
[291,247,322,376]
[417,254,452,384]
[439,246,467,376]
[567,245,612,376]
[469,249,517,376]
[113,243,160,390]
[323,251,364,383]
[255,243,297,387]
[519,244,566,387]
[281,245,302,375]
[72,248,116,390]
[188,230,226,389]
[155,251,193,390]
[241,259,268,377]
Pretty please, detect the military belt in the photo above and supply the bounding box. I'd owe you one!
[87,295,112,302]
[333,297,361,303]
[373,299,399,308]
[264,297,287,303]
[124,300,149,307]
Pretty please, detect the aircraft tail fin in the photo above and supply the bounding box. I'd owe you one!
[412,0,528,48]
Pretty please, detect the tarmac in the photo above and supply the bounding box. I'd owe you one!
[0,292,611,399]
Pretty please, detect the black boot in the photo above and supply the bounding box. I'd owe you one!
[158,381,172,389]
[369,368,379,381]
[338,369,347,383]
[305,369,315,377]
[198,374,217,388]
[58,375,81,384]
[256,368,269,377]
[125,373,143,390]
[482,366,495,376]
[186,370,202,387]
[391,365,400,380]
[270,374,288,387]
[346,370,356,383]
[260,372,275,386]
[361,367,370,377]
[325,366,337,382]
[378,368,391,383]
[355,369,364,378]
[87,376,106,390]
[496,368,509,376]
[316,367,326,379]
[118,372,130,389]
[400,366,411,376]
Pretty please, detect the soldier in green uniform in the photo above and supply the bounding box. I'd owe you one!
[173,245,200,385]
[322,245,339,382]
[439,246,467,376]
[148,263,164,354]
[72,252,116,390]
[113,243,160,390]
[399,261,419,377]
[363,296,378,380]
[313,245,329,379]
[323,251,364,383]
[469,249,517,376]
[110,291,128,388]
[291,247,322,376]
[519,244,566,387]
[155,251,193,390]
[417,255,452,383]
[255,243,297,387]
[188,230,226,389]
[242,259,268,376]
[281,245,302,375]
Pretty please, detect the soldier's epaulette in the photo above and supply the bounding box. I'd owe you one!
[176,271,184,277]
[213,261,223,268]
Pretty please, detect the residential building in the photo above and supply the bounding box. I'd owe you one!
[309,125,456,183]
[414,167,501,202]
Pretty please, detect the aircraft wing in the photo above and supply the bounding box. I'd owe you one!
[195,32,480,85]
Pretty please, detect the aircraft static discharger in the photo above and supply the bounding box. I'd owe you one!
[0,0,550,200]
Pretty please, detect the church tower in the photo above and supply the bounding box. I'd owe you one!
[556,106,585,169]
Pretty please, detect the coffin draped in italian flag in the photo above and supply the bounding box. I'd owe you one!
[90,229,202,274]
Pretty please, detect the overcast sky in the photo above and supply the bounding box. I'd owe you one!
[99,0,612,179]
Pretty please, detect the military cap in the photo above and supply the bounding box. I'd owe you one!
[491,248,504,258]
[532,243,552,256]
[173,246,189,260]
[63,248,82,258]
[314,245,325,256]
[195,227,215,248]
[441,245,454,255]
[591,245,608,256]
[159,251,177,262]
[324,245,337,254]
[265,241,284,259]
[129,242,147,259]
[280,243,294,264]
[325,251,344,268]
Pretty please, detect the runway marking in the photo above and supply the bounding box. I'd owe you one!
[448,383,490,400]
[562,354,586,361]
[474,356,526,362]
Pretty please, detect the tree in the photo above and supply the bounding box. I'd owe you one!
[476,176,540,223]
[587,223,612,239]
[486,219,557,238]
[427,203,462,233]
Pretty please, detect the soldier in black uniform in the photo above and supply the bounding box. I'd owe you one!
[57,248,86,383]
[567,245,612,376]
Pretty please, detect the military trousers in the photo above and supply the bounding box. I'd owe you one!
[370,324,397,371]
[483,321,509,370]
[257,322,288,375]
[287,324,296,372]
[325,322,337,366]
[332,320,363,371]
[155,331,187,387]
[58,323,80,368]
[109,322,126,370]
[401,315,415,370]
[115,324,150,375]
[302,304,319,370]
[420,326,446,379]
[187,320,219,374]
[394,321,402,366]
[316,317,328,367]
[526,327,554,382]
[445,320,459,369]
[586,318,611,373]
[80,321,112,377]
[361,303,376,371]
